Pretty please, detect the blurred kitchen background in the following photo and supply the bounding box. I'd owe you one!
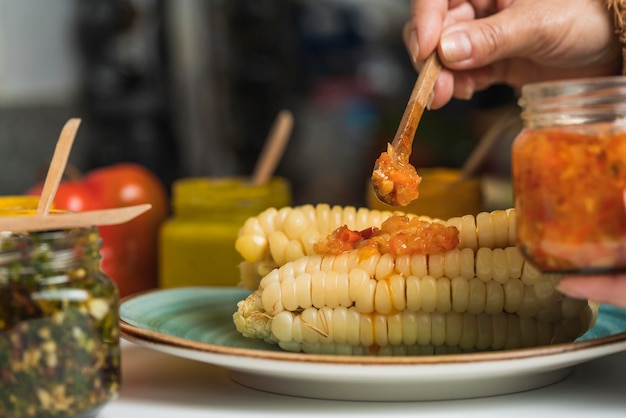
[0,0,519,208]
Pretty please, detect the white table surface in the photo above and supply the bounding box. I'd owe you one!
[99,340,626,418]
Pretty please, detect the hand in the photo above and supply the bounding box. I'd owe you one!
[557,275,626,308]
[406,0,622,109]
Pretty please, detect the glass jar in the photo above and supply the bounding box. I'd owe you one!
[512,76,626,274]
[0,226,120,417]
[159,176,292,288]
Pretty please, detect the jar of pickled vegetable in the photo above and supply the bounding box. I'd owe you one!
[159,176,292,288]
[0,226,120,417]
[512,76,626,274]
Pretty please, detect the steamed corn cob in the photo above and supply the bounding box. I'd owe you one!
[234,247,596,354]
[233,205,598,355]
[235,204,514,290]
[237,204,428,289]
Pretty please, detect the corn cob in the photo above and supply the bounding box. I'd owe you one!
[233,205,598,355]
[235,204,514,290]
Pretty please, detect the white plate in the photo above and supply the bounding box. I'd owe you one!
[120,286,626,401]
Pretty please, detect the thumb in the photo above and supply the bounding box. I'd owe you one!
[439,8,528,69]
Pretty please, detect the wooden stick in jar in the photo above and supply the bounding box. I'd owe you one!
[36,118,82,215]
[251,109,294,186]
[0,204,152,232]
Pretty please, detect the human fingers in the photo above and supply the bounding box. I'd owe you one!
[438,5,532,69]
[407,0,516,106]
[405,47,497,106]
[439,0,618,73]
[403,20,454,110]
[467,0,515,18]
[557,275,626,309]
[403,21,420,68]
[429,68,455,110]
[409,1,483,61]
[409,0,449,61]
[408,0,504,106]
[450,66,496,101]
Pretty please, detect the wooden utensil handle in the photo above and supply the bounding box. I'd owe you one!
[392,53,442,156]
[0,204,151,232]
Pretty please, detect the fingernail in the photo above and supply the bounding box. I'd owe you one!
[457,85,474,101]
[409,30,419,63]
[457,78,475,101]
[555,279,585,299]
[554,281,569,294]
[440,29,472,62]
[426,90,434,110]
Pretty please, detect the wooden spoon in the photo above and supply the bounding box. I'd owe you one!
[371,52,442,206]
[36,118,82,215]
[251,109,294,186]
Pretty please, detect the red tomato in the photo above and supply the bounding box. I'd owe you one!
[27,163,169,297]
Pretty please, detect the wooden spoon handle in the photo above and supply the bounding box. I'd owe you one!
[251,109,294,186]
[0,204,151,232]
[391,53,441,156]
[36,118,82,215]
[459,108,519,180]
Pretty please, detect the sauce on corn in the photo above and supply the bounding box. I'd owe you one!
[313,214,459,257]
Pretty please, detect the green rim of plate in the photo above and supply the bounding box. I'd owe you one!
[120,286,626,354]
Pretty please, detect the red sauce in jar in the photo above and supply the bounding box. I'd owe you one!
[512,124,626,273]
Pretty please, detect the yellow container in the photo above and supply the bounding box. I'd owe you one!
[159,177,292,288]
[0,195,41,214]
[366,167,482,220]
